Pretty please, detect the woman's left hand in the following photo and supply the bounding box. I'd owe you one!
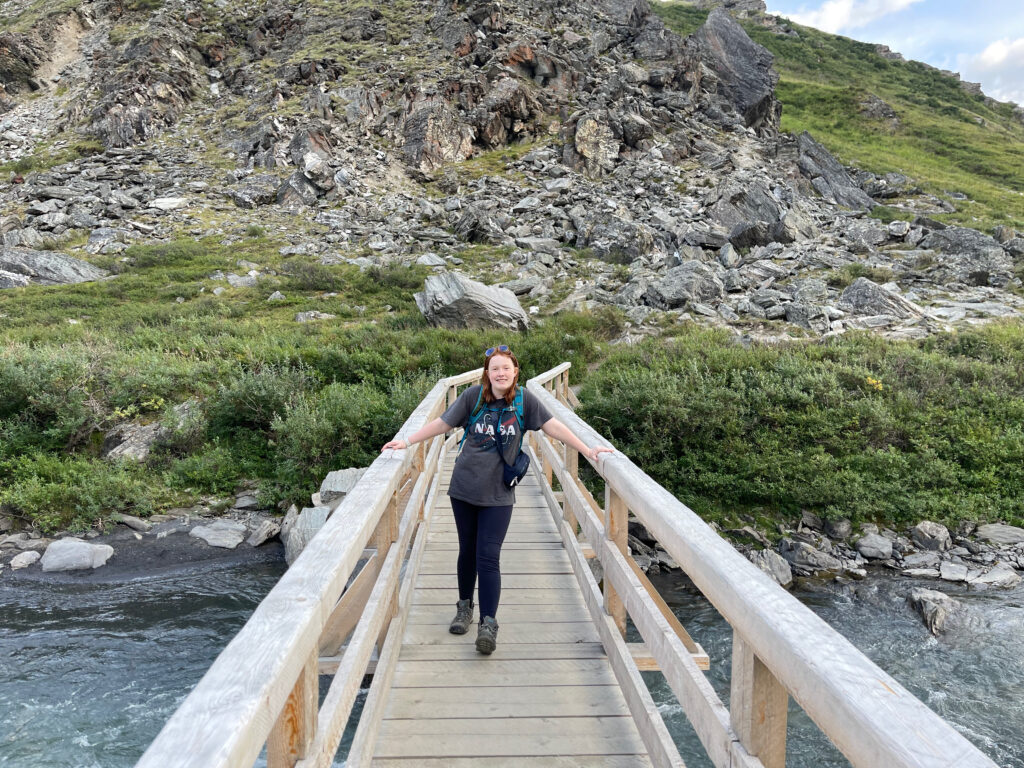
[584,446,614,462]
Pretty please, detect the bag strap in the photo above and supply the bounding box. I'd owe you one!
[457,387,484,453]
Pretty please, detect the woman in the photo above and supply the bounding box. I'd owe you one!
[382,345,613,654]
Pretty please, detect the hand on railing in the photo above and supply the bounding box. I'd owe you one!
[583,445,615,463]
[382,439,408,451]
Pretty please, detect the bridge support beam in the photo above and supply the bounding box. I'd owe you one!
[730,631,788,768]
[267,649,318,768]
[604,486,628,637]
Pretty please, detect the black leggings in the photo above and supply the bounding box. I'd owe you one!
[450,498,513,620]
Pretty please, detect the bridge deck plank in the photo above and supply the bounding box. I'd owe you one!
[367,455,653,765]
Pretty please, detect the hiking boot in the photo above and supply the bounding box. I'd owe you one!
[476,616,499,654]
[449,599,474,635]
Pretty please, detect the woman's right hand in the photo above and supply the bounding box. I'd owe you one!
[381,439,408,452]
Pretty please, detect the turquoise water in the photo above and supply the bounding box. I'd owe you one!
[1,562,1020,767]
[646,572,1024,768]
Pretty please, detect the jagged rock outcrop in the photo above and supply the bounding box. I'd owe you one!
[415,272,529,331]
[796,132,875,210]
[0,246,108,286]
[692,8,781,133]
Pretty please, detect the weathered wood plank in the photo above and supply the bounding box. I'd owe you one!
[407,603,590,624]
[415,573,578,589]
[372,757,653,768]
[731,631,788,768]
[411,587,586,605]
[391,658,618,688]
[266,650,317,768]
[401,621,600,645]
[382,685,632,720]
[397,642,607,661]
[374,716,647,758]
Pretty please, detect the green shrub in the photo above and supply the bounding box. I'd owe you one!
[206,364,318,438]
[164,443,240,496]
[578,324,1024,529]
[0,452,156,533]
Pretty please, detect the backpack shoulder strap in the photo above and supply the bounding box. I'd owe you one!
[458,387,485,452]
[513,386,525,428]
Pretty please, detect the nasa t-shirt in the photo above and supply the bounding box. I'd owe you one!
[441,384,552,507]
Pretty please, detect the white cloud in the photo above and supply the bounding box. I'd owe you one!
[782,0,924,34]
[958,37,1024,105]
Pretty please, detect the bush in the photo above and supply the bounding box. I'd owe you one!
[270,372,434,503]
[578,325,1024,529]
[0,452,156,533]
[206,364,318,438]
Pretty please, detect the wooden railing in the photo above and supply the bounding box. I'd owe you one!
[526,362,997,768]
[137,362,998,768]
[135,368,482,768]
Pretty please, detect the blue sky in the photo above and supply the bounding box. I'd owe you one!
[763,0,1024,106]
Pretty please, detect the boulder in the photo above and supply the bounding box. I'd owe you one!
[693,8,781,132]
[908,588,960,635]
[103,422,163,462]
[319,467,367,506]
[10,550,41,570]
[0,247,108,287]
[837,278,927,319]
[189,519,247,549]
[796,132,874,210]
[402,104,474,174]
[855,533,893,560]
[573,116,620,176]
[246,519,282,547]
[975,524,1024,546]
[40,538,114,571]
[415,272,529,331]
[284,505,330,565]
[911,521,952,552]
[748,548,793,587]
[777,538,843,573]
[644,261,725,309]
[970,563,1022,589]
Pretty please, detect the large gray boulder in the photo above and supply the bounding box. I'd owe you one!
[693,8,781,132]
[777,538,843,573]
[796,132,874,210]
[0,247,108,287]
[402,104,474,174]
[320,467,367,507]
[855,533,893,560]
[920,227,1014,287]
[415,272,529,331]
[837,278,927,319]
[747,548,793,587]
[911,520,952,552]
[975,524,1024,546]
[284,505,330,565]
[707,177,784,242]
[40,538,114,572]
[189,519,247,549]
[645,261,725,309]
[909,588,961,635]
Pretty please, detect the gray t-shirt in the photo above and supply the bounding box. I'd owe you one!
[441,384,553,507]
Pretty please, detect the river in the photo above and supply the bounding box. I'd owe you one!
[2,559,1021,767]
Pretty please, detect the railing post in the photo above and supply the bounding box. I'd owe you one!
[564,445,579,532]
[267,649,318,767]
[730,630,788,768]
[374,486,401,653]
[603,486,628,636]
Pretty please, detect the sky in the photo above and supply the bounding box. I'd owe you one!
[763,0,1024,106]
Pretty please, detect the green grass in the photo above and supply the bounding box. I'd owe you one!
[0,236,621,532]
[579,324,1024,532]
[651,3,1024,231]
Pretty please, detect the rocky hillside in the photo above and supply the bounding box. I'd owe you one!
[1,0,1022,340]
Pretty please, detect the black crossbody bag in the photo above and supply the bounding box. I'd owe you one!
[495,404,530,488]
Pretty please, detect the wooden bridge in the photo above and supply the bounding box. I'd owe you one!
[137,364,998,768]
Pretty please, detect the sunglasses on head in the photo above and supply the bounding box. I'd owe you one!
[485,345,511,357]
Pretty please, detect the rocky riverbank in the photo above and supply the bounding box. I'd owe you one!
[627,510,1024,634]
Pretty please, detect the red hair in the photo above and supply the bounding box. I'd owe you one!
[480,349,519,405]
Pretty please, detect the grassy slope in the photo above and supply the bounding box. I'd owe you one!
[652,2,1024,231]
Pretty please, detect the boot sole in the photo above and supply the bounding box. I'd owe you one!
[475,635,496,654]
[449,625,469,635]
